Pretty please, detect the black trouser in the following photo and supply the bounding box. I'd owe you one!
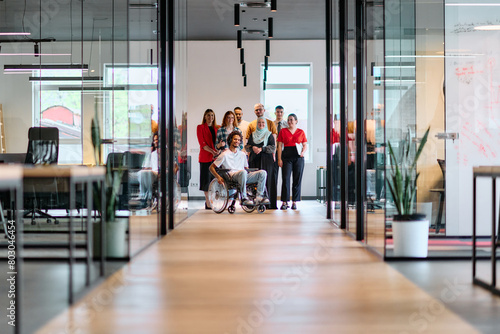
[269,161,279,209]
[281,156,304,202]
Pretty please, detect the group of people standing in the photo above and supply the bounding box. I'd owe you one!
[197,104,308,211]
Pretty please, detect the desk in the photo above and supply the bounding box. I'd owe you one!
[0,166,23,334]
[23,165,106,304]
[472,166,500,296]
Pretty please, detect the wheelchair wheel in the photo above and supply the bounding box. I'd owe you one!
[241,203,256,213]
[208,179,228,214]
[257,205,266,213]
[228,205,236,214]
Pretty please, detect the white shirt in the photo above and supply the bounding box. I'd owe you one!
[274,119,288,133]
[213,149,248,176]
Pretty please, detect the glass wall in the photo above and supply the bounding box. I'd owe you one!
[174,0,189,226]
[0,1,162,260]
[364,1,386,254]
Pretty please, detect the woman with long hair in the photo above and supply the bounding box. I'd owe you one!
[216,110,241,151]
[245,116,277,209]
[197,109,219,209]
[277,113,308,210]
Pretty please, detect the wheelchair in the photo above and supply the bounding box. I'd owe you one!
[208,169,267,214]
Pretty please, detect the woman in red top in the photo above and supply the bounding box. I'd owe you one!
[277,113,308,210]
[197,109,219,209]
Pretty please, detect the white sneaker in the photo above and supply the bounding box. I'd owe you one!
[242,198,254,206]
[255,196,270,205]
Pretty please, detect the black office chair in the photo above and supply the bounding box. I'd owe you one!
[24,127,60,224]
[430,159,445,233]
[178,155,191,200]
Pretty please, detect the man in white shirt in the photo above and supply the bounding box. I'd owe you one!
[209,130,270,206]
[274,105,288,134]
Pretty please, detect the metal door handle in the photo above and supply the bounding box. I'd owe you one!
[436,132,459,142]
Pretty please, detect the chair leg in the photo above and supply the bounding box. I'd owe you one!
[435,192,445,233]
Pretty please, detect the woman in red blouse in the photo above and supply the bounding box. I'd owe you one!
[197,109,219,209]
[277,113,308,210]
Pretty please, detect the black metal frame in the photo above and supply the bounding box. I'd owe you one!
[325,0,332,219]
[355,0,365,240]
[472,168,500,296]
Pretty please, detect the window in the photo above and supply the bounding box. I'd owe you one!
[33,69,86,164]
[261,64,312,160]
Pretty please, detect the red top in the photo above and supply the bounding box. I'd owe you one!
[277,128,307,147]
[197,123,219,163]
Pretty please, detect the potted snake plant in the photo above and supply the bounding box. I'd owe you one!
[387,126,430,257]
[91,114,127,258]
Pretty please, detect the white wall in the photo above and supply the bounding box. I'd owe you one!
[186,40,327,198]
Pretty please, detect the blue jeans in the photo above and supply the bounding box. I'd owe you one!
[230,170,267,199]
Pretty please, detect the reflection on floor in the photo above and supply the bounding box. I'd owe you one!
[390,260,500,334]
[37,201,479,334]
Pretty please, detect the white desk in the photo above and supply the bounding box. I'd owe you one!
[23,165,106,304]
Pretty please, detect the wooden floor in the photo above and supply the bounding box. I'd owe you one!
[37,202,478,334]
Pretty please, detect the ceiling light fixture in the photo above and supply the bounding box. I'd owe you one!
[268,18,274,38]
[271,0,277,12]
[237,30,242,49]
[34,43,39,58]
[266,39,270,57]
[240,49,245,64]
[4,64,89,72]
[0,32,31,36]
[264,56,268,70]
[242,63,246,76]
[28,76,103,82]
[0,53,71,56]
[474,25,500,30]
[240,2,270,8]
[234,4,240,26]
[243,75,247,87]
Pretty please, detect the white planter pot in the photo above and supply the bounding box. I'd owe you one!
[93,220,128,258]
[392,219,429,257]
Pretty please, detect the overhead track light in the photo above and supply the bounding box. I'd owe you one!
[242,63,246,76]
[263,80,266,90]
[271,0,277,12]
[237,30,242,49]
[0,32,31,36]
[34,43,39,58]
[268,18,273,38]
[29,76,103,82]
[263,70,267,81]
[264,57,268,70]
[243,75,247,87]
[240,49,245,64]
[4,64,89,72]
[241,2,270,8]
[129,3,158,9]
[234,4,240,26]
[266,39,270,57]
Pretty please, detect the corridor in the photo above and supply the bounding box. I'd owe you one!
[37,202,478,334]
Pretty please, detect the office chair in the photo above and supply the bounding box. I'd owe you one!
[24,127,60,224]
[178,155,191,200]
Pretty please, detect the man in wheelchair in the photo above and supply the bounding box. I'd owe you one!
[209,130,270,206]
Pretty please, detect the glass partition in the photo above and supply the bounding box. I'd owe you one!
[0,1,162,260]
[364,1,386,254]
[346,2,357,236]
[174,0,189,225]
